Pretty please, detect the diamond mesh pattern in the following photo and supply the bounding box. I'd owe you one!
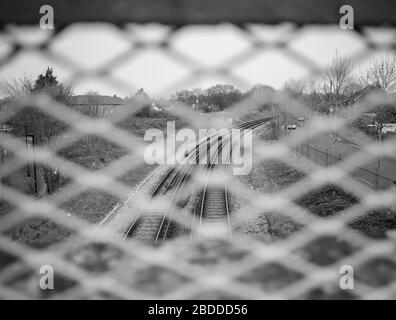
[1,21,396,300]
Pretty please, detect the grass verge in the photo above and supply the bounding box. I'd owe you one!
[10,115,179,245]
[240,157,396,241]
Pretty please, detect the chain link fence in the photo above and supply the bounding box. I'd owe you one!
[0,1,396,300]
[298,143,396,190]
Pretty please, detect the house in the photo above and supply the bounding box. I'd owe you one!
[71,94,125,116]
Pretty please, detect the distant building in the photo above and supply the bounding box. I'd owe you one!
[71,94,125,116]
[382,123,396,133]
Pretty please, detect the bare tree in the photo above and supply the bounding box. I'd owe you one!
[353,57,396,142]
[282,79,306,99]
[323,53,353,111]
[359,56,396,92]
[305,79,327,113]
[82,91,103,150]
[85,90,102,116]
[354,104,396,141]
[3,68,73,194]
[2,76,34,100]
[372,105,396,140]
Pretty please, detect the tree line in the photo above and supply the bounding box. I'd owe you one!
[1,54,395,194]
[281,54,396,141]
[171,84,276,113]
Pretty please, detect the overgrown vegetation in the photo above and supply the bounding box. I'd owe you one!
[117,113,189,137]
[4,68,74,194]
[349,208,396,239]
[240,157,395,241]
[236,159,306,241]
[296,185,359,218]
[6,217,72,249]
[58,136,128,171]
[60,190,119,223]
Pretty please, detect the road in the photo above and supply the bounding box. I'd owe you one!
[305,133,396,189]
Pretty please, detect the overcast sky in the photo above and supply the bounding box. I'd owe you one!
[0,23,395,98]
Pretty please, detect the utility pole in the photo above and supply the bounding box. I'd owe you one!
[24,125,30,177]
[284,104,287,136]
[274,115,280,138]
[26,134,38,196]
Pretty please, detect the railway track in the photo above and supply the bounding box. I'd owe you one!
[123,139,208,241]
[124,167,179,240]
[192,119,269,239]
[123,117,272,242]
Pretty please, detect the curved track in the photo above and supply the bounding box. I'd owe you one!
[192,119,269,239]
[123,117,272,242]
